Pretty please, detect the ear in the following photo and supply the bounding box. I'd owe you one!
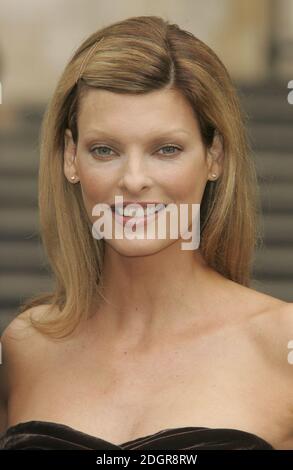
[64,129,79,183]
[206,131,224,181]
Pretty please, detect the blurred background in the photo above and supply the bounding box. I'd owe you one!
[0,0,292,333]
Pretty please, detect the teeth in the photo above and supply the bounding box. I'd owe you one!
[115,204,165,217]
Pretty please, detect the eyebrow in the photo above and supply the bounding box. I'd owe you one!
[83,128,190,143]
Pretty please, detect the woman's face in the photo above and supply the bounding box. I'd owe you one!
[64,87,223,256]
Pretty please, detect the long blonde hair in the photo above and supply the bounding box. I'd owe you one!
[19,15,262,339]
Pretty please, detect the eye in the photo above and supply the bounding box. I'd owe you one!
[90,145,115,158]
[90,144,182,160]
[157,145,181,156]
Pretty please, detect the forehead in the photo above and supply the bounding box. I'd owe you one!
[77,87,200,137]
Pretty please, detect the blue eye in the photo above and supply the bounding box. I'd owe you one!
[91,146,114,157]
[158,145,181,156]
[90,144,181,159]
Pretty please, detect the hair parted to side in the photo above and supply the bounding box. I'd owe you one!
[19,15,262,339]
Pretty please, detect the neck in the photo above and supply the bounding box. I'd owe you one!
[92,240,222,349]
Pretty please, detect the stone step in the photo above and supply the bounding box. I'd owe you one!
[0,240,49,272]
[251,278,293,302]
[0,138,39,176]
[254,151,293,183]
[0,207,39,240]
[0,175,38,207]
[261,213,293,245]
[253,246,293,278]
[247,122,293,152]
[260,182,293,212]
[0,307,18,334]
[0,273,54,305]
[238,81,293,123]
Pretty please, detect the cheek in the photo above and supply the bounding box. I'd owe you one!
[168,158,207,231]
[77,164,116,222]
[77,164,113,203]
[164,157,208,203]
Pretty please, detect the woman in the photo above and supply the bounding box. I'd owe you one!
[0,15,292,451]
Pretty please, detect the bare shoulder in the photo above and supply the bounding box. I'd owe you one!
[238,292,293,448]
[0,306,51,434]
[0,305,50,357]
[0,306,52,397]
[226,280,293,379]
[247,297,293,373]
[224,278,291,347]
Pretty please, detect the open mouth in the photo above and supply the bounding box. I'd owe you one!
[111,203,166,218]
[111,203,167,226]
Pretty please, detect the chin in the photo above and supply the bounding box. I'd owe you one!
[105,238,176,257]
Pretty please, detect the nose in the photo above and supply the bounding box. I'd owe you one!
[117,153,152,193]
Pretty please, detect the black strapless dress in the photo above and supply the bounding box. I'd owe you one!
[0,420,274,450]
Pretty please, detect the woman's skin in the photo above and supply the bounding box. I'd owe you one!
[1,87,292,449]
[63,87,225,348]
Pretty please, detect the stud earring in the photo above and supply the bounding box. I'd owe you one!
[211,173,217,179]
[70,176,76,181]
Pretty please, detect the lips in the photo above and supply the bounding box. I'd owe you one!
[111,202,167,228]
[110,202,167,211]
[112,204,166,217]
